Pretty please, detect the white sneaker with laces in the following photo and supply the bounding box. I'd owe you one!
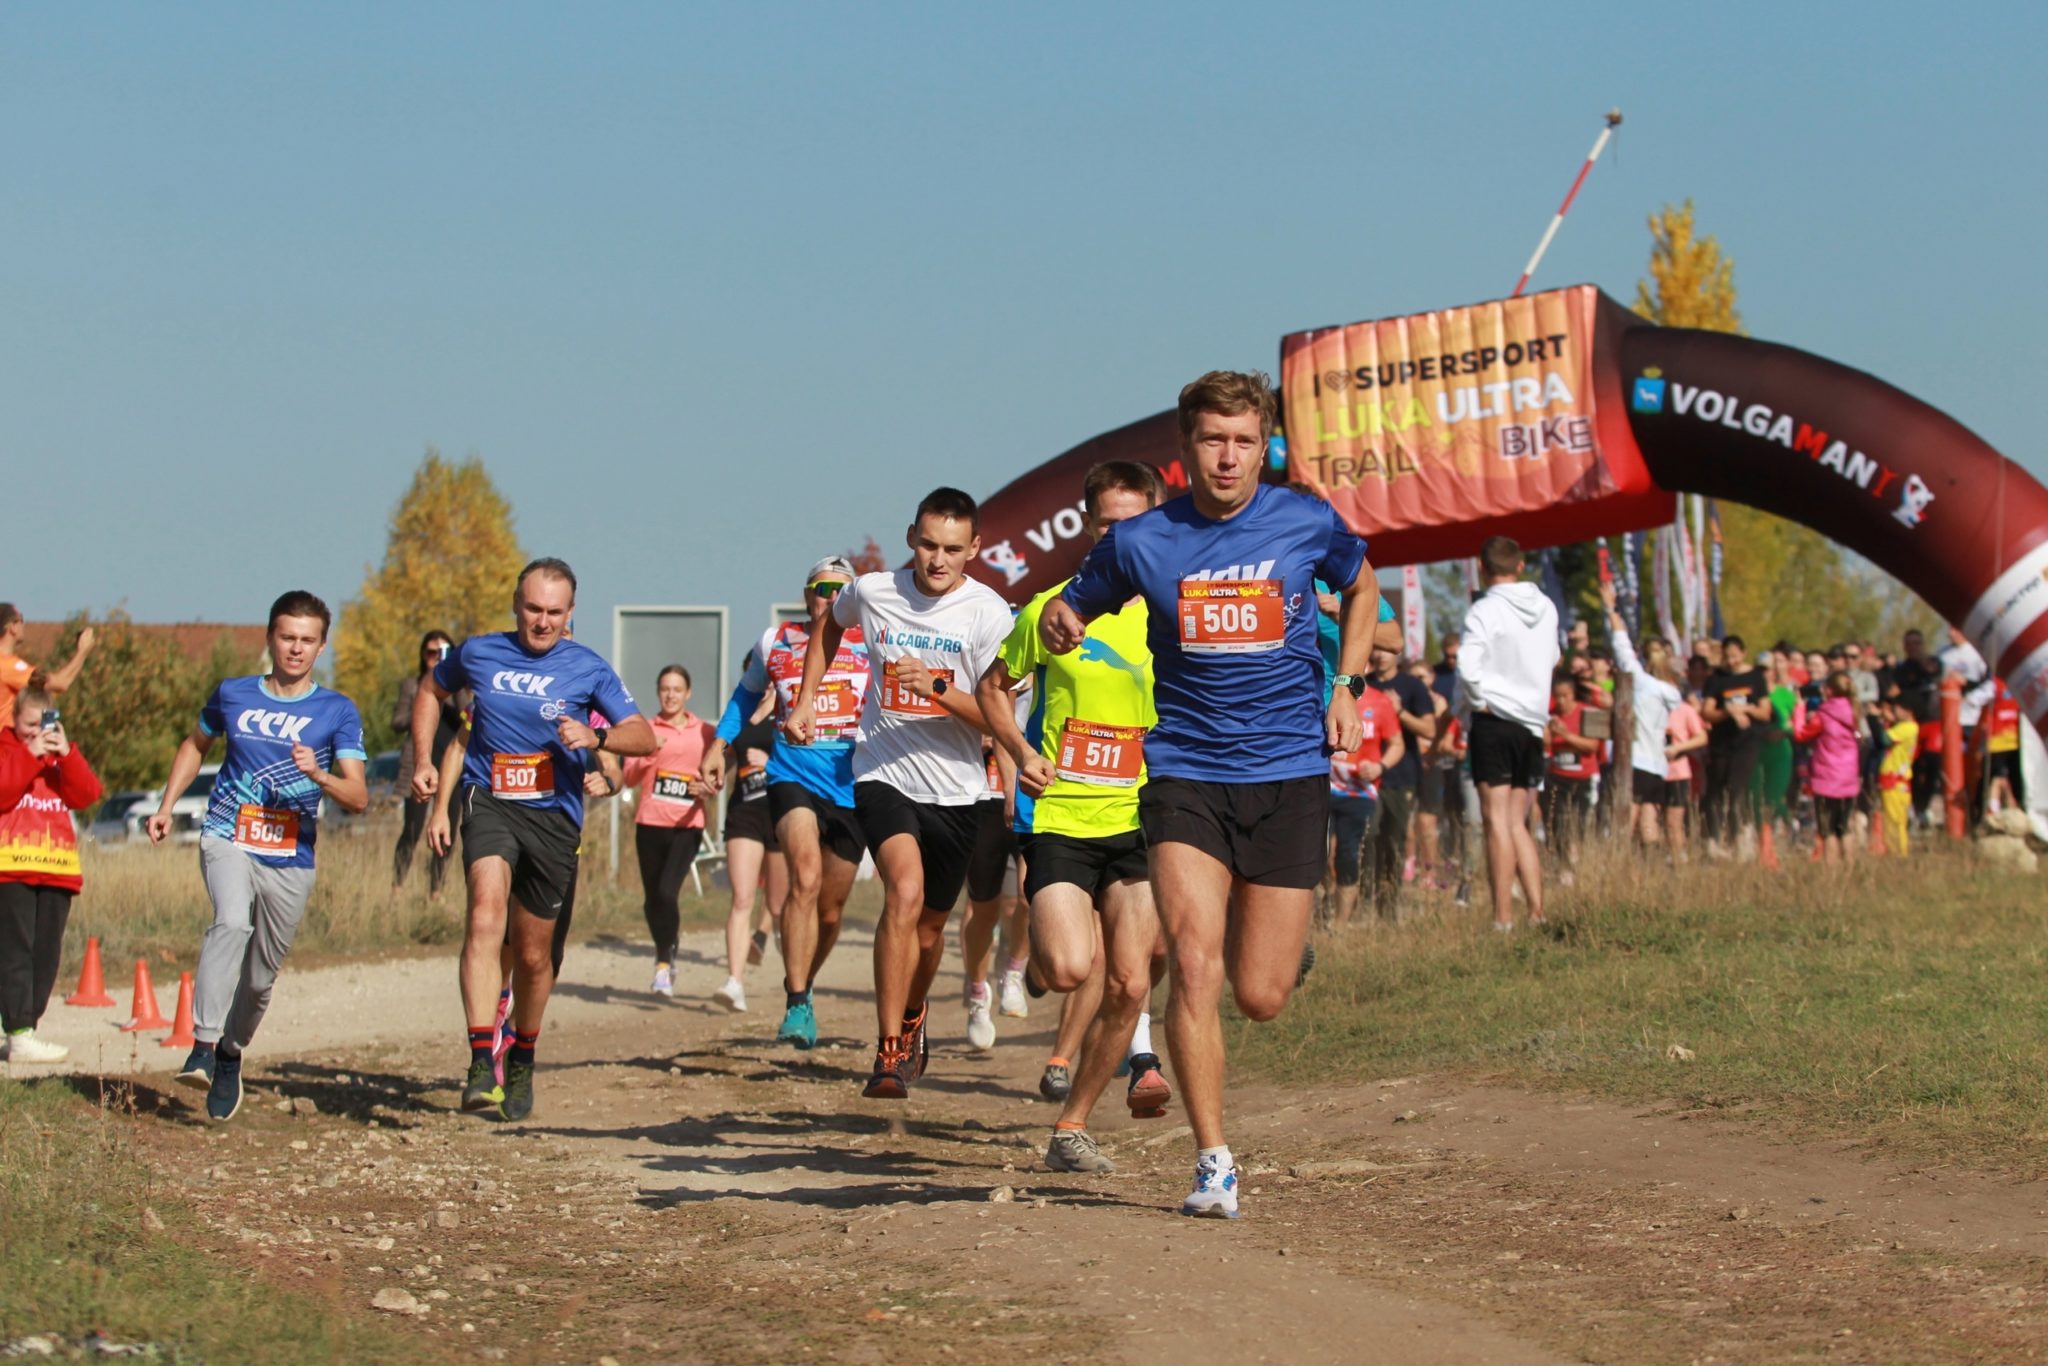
[997,969,1029,1019]
[1180,1155,1239,1219]
[964,993,996,1051]
[5,1030,69,1064]
[651,965,675,997]
[713,977,747,1013]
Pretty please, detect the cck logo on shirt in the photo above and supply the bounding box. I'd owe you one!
[236,709,312,743]
[491,671,555,696]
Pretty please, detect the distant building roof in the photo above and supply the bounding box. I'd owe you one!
[20,621,269,668]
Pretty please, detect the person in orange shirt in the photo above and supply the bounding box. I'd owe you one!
[621,666,722,1005]
[0,605,97,729]
[1984,679,2024,814]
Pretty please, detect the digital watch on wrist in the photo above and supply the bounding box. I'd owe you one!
[1331,674,1366,698]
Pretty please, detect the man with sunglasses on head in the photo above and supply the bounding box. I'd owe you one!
[716,557,872,1049]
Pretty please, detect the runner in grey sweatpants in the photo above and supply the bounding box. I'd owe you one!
[148,591,368,1121]
[194,839,316,1051]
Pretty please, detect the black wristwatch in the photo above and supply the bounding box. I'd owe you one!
[1331,674,1366,698]
[592,726,609,751]
[930,676,950,698]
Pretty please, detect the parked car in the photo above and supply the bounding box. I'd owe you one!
[125,764,223,846]
[85,791,152,847]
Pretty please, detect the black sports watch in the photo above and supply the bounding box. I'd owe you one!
[930,676,950,698]
[592,726,610,751]
[1331,674,1366,698]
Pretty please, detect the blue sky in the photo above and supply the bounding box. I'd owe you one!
[5,3,2042,686]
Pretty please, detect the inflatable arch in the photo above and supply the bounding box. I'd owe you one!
[971,285,2048,733]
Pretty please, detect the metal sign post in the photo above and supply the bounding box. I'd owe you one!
[608,606,729,880]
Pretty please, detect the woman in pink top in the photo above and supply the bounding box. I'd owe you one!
[622,666,718,998]
[1664,692,1709,856]
[1792,670,1863,864]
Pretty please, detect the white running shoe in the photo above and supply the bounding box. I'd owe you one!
[5,1030,68,1064]
[965,994,996,1051]
[651,965,675,997]
[1180,1156,1240,1219]
[997,969,1029,1019]
[713,977,747,1013]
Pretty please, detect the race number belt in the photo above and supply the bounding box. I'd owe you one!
[1055,718,1146,787]
[881,663,953,717]
[737,763,768,801]
[233,804,300,857]
[491,752,554,801]
[1178,579,1286,655]
[811,679,862,740]
[650,771,696,805]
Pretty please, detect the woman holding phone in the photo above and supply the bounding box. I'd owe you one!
[0,685,104,1062]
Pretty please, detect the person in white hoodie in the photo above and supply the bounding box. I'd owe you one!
[1457,537,1559,930]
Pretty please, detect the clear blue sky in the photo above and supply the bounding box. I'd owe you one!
[5,3,2042,684]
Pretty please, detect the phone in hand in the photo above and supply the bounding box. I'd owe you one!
[40,709,61,731]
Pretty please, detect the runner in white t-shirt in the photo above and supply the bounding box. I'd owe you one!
[787,487,1013,1099]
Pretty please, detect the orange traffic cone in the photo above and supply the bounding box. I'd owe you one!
[118,959,171,1032]
[64,936,117,1007]
[1758,821,1781,871]
[160,972,196,1048]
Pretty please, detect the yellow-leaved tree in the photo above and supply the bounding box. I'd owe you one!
[337,451,526,755]
[1633,202,1924,648]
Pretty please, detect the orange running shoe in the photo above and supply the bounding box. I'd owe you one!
[1126,1051,1171,1118]
[863,1036,912,1100]
[902,1001,931,1081]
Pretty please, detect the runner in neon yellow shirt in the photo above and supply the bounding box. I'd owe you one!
[978,460,1170,1176]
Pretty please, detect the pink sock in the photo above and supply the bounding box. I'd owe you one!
[1005,956,1029,975]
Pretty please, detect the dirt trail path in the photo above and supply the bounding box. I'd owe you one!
[26,923,2048,1362]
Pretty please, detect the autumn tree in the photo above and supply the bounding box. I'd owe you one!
[336,451,525,755]
[847,537,889,573]
[1630,202,1927,649]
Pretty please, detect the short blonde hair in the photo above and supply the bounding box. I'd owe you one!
[1177,370,1277,442]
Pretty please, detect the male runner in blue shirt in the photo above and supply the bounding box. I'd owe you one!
[411,558,655,1121]
[156,591,369,1121]
[1039,371,1381,1219]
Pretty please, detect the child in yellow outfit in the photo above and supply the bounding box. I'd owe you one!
[1878,698,1919,856]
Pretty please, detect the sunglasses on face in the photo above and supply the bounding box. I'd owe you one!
[808,580,848,599]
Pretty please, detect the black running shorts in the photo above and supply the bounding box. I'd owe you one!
[1468,712,1546,790]
[460,785,581,922]
[853,780,981,912]
[1021,829,1148,902]
[1138,774,1326,889]
[723,793,780,852]
[768,780,864,866]
[965,800,1018,902]
[1631,767,1677,807]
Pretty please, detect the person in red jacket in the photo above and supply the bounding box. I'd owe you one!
[1543,673,1601,882]
[0,685,103,1063]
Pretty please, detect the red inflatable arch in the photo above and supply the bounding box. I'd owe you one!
[971,285,2048,732]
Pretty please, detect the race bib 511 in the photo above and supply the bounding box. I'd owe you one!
[1055,718,1146,787]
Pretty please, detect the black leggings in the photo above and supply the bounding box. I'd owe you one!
[1328,795,1379,887]
[635,824,704,964]
[1543,777,1591,865]
[0,883,72,1034]
[1703,742,1762,842]
[392,797,451,894]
